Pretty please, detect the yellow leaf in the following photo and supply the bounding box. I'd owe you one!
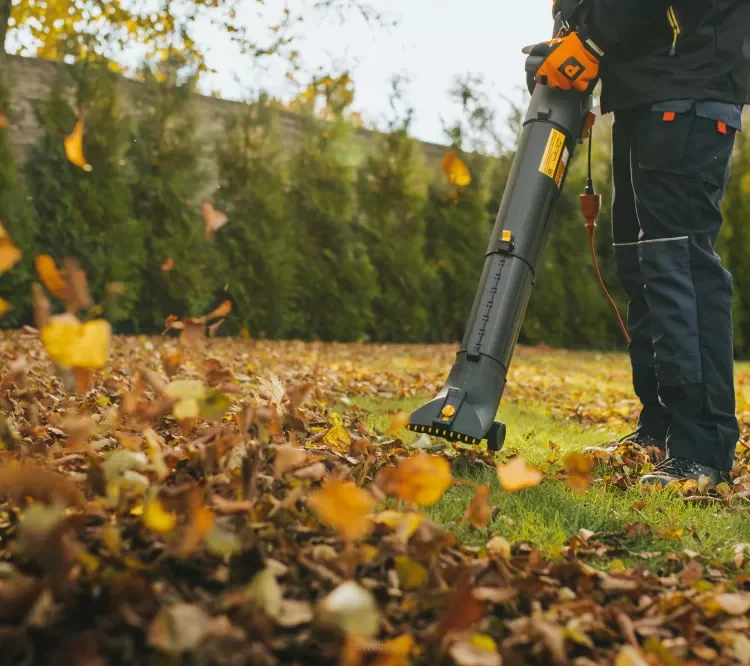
[40,317,111,370]
[441,151,472,186]
[386,411,410,436]
[392,453,453,506]
[372,635,414,666]
[0,223,21,274]
[471,634,498,653]
[308,480,375,541]
[655,524,684,541]
[564,451,595,494]
[102,524,121,555]
[64,119,92,171]
[143,497,176,535]
[496,456,544,492]
[35,254,67,299]
[322,413,352,451]
[394,555,428,590]
[371,510,424,538]
[0,298,11,318]
[173,398,200,420]
[614,645,649,666]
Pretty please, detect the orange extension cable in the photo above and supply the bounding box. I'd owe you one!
[580,129,631,346]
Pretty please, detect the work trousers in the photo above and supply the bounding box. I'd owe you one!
[612,101,740,472]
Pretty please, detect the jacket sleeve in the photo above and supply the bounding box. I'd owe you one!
[582,0,672,55]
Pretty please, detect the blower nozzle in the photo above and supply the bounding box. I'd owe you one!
[408,82,593,452]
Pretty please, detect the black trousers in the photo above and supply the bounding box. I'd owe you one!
[611,105,739,472]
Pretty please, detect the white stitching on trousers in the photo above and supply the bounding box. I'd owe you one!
[613,236,689,247]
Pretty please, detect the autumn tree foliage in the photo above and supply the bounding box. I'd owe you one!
[0,61,36,325]
[25,61,146,325]
[288,114,377,341]
[213,98,295,338]
[129,67,218,332]
[357,83,433,342]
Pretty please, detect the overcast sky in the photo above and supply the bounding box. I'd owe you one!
[199,1,552,145]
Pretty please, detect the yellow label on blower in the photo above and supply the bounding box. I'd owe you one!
[539,129,566,180]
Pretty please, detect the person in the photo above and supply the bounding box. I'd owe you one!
[532,1,750,486]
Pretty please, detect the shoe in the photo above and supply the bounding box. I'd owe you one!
[640,456,729,488]
[583,429,666,460]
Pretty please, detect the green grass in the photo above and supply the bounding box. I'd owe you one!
[351,396,750,570]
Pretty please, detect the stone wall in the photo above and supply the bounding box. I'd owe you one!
[2,54,448,184]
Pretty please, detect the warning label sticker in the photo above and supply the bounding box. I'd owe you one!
[554,146,570,188]
[539,129,566,180]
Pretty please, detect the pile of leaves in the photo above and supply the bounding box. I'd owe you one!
[2,257,750,664]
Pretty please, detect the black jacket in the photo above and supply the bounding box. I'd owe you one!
[580,0,750,113]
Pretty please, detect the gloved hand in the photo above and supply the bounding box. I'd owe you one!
[531,32,602,93]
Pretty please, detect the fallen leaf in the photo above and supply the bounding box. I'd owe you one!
[614,645,649,666]
[317,581,380,637]
[442,151,472,186]
[464,484,491,529]
[147,604,210,655]
[274,445,308,476]
[448,636,501,666]
[245,567,283,619]
[712,593,750,616]
[322,413,352,451]
[496,456,544,492]
[486,535,511,558]
[203,202,229,238]
[655,525,684,541]
[394,555,428,590]
[0,298,11,318]
[564,451,595,493]
[143,497,176,535]
[64,120,93,172]
[161,257,175,272]
[35,255,67,299]
[308,480,375,541]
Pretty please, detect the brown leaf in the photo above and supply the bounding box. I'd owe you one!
[464,484,492,529]
[435,587,485,636]
[32,283,51,330]
[614,645,649,666]
[62,257,92,312]
[274,445,308,476]
[0,463,84,507]
[678,559,703,586]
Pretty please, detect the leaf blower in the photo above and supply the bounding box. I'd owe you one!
[407,8,626,451]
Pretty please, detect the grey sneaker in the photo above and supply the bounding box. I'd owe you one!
[640,456,729,488]
[584,430,666,459]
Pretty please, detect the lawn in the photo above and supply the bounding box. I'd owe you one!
[2,332,750,665]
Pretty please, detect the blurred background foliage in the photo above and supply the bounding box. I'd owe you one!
[0,1,748,355]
